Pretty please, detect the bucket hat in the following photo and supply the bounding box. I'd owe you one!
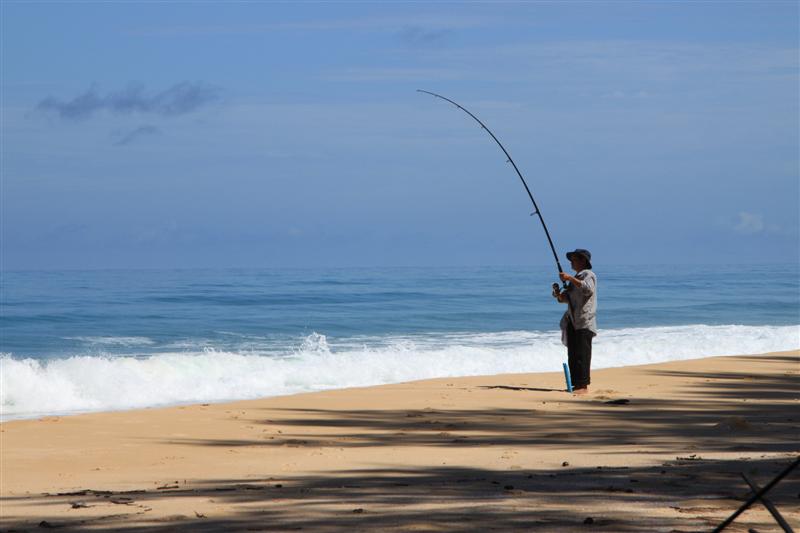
[566,249,592,269]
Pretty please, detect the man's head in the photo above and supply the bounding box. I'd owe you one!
[566,249,592,271]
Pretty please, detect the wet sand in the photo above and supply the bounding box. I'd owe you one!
[2,350,798,531]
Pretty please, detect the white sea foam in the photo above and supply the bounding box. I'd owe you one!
[2,324,798,420]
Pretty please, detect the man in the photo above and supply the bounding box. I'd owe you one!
[553,249,597,395]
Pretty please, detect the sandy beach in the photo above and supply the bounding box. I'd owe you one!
[1,350,798,532]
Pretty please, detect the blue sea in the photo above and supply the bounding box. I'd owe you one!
[2,264,798,420]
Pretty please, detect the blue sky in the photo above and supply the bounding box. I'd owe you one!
[2,1,798,269]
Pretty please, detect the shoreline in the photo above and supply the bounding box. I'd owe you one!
[2,350,798,531]
[0,346,766,424]
[4,324,798,423]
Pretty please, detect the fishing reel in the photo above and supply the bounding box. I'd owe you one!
[552,281,570,298]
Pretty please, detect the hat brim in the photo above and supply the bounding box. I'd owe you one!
[566,252,592,269]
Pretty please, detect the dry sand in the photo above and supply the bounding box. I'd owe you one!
[1,350,798,532]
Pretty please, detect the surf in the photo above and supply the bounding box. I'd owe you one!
[2,324,797,421]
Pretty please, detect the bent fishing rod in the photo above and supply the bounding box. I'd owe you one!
[417,89,566,290]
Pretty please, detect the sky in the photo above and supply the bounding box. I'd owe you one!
[2,1,798,270]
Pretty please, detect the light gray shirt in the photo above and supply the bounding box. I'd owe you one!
[559,269,597,344]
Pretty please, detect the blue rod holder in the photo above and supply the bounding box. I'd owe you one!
[562,362,573,392]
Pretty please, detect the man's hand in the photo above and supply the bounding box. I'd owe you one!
[559,272,583,287]
[551,283,561,298]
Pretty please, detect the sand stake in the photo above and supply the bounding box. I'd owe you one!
[562,362,573,392]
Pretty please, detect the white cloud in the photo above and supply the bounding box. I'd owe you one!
[735,211,764,234]
[734,211,775,235]
[420,40,798,86]
[603,90,651,99]
[322,67,466,83]
[128,15,492,36]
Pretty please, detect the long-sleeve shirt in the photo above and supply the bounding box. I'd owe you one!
[559,269,597,345]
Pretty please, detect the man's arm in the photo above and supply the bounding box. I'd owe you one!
[559,272,595,296]
[559,272,582,287]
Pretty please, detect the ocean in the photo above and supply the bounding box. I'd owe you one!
[1,264,798,420]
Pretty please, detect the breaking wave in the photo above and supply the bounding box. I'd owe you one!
[2,324,797,420]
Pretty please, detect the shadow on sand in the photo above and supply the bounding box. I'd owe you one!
[2,354,798,532]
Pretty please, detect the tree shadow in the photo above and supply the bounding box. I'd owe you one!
[2,353,798,531]
[153,360,798,454]
[480,385,563,393]
[3,458,798,531]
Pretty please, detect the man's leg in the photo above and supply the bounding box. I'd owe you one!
[571,329,593,390]
[566,321,582,390]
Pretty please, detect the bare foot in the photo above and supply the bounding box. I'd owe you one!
[572,387,589,395]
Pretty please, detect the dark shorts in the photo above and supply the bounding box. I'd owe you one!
[566,320,593,388]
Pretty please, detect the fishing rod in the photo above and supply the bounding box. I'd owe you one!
[417,89,566,288]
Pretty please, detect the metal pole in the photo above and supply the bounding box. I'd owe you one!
[740,473,793,532]
[713,456,800,532]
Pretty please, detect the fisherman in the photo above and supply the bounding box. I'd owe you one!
[553,249,597,395]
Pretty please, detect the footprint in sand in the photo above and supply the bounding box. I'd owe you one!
[593,389,624,401]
